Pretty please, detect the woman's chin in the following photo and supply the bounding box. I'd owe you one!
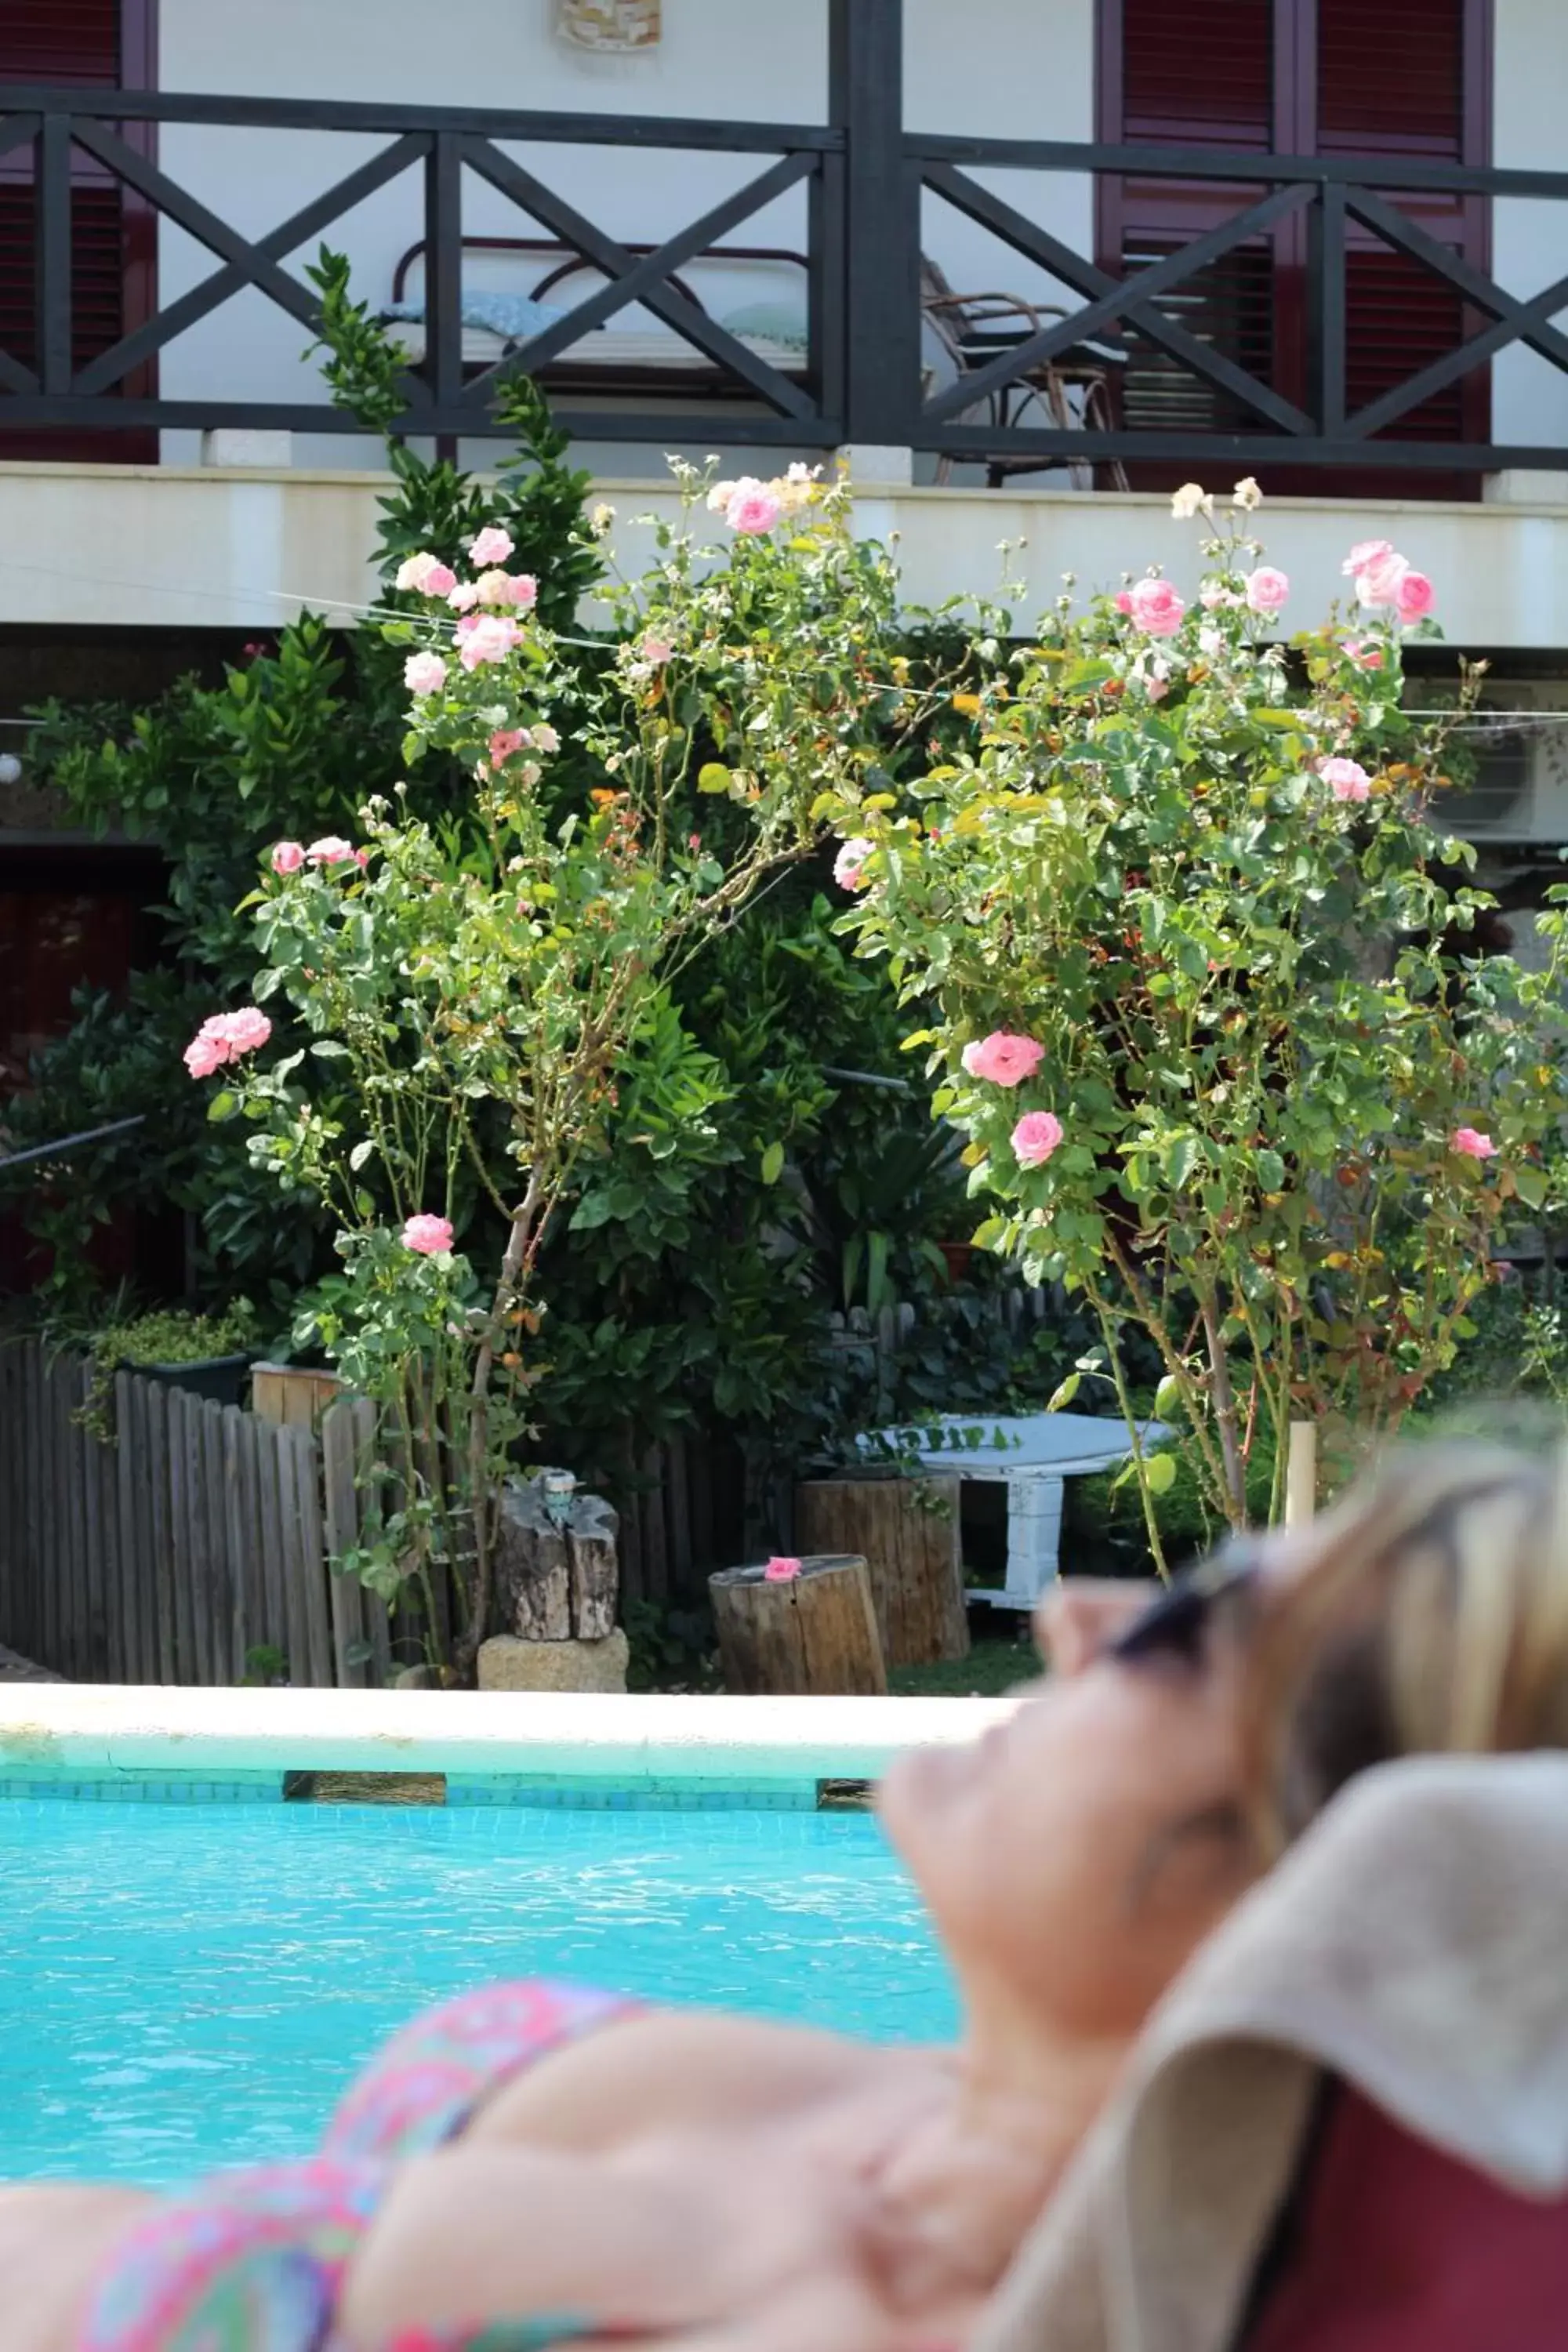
[878,1727,993,1840]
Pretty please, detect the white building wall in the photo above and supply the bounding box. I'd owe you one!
[154,0,1096,475]
[1490,0,1568,460]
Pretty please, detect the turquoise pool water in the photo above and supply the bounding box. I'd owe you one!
[0,1795,956,2184]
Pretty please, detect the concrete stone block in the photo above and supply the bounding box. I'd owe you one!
[477,1630,630,1694]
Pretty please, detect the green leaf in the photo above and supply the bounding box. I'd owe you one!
[349,1139,376,1172]
[310,1040,350,1060]
[206,1090,238,1123]
[1153,1373,1184,1419]
[1144,1450,1178,1497]
[1255,1147,1286,1193]
[1512,1162,1548,1210]
[697,762,732,793]
[1046,1371,1081,1412]
[759,1140,785,1185]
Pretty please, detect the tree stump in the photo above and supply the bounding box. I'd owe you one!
[794,1475,969,1667]
[494,1473,619,1642]
[708,1555,887,1696]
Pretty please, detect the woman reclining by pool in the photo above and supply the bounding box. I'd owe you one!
[10,1435,1568,2350]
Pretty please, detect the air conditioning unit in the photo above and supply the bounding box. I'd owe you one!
[1432,681,1568,844]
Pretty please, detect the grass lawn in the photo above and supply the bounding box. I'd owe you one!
[889,1628,1037,1698]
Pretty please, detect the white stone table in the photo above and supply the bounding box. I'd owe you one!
[856,1414,1167,1610]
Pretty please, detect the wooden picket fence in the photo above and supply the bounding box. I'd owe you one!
[0,1341,393,1688]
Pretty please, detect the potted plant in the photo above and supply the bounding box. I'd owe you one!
[67,1300,262,1437]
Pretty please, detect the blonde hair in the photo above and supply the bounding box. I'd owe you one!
[1246,1437,1568,1855]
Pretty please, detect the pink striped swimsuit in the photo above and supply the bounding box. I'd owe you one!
[78,1980,644,2352]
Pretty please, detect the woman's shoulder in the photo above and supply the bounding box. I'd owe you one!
[465,1998,927,2152]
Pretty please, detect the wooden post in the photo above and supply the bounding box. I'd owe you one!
[709,1554,887,1696]
[493,1473,619,1642]
[1286,1421,1318,1527]
[794,1475,968,1666]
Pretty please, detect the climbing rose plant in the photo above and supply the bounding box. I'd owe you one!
[831,484,1568,1563]
[188,465,908,1672]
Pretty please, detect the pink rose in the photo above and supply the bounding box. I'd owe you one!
[474,568,517,606]
[488,728,530,764]
[1011,1110,1065,1167]
[401,1213,456,1256]
[1451,1127,1497,1161]
[221,1008,271,1055]
[457,615,522,671]
[763,1555,802,1582]
[1356,551,1410,609]
[307,836,356,866]
[1128,577,1186,638]
[962,1031,1045,1088]
[1145,675,1170,702]
[532,723,560,754]
[468,525,514,567]
[1319,757,1371,804]
[688,832,702,853]
[833,836,874,891]
[1112,590,1134,615]
[725,480,782,535]
[642,634,673,666]
[1243,565,1290,615]
[507,574,539,611]
[1342,539,1395,579]
[183,1007,271,1079]
[422,564,457,601]
[1395,568,1434,624]
[404,652,447,697]
[270,840,305,876]
[1340,638,1384,670]
[448,583,481,613]
[354,848,370,871]
[394,551,441,593]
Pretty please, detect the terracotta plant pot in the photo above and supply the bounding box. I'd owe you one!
[938,1241,973,1285]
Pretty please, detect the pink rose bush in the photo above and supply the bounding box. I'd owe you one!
[1011,1111,1064,1167]
[401,1213,455,1256]
[1243,566,1290,616]
[307,837,357,866]
[183,1007,271,1080]
[1319,757,1371,804]
[457,615,522,671]
[270,840,305,875]
[468,526,514,568]
[1127,578,1186,637]
[1342,539,1435,626]
[962,1032,1044,1087]
[825,478,1560,1552]
[405,652,447,697]
[707,466,822,536]
[833,836,874,891]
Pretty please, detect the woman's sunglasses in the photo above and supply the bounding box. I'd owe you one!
[1105,1545,1262,1667]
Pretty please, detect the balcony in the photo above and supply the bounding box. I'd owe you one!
[2,0,1567,490]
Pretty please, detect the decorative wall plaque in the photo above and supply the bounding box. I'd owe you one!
[556,0,662,52]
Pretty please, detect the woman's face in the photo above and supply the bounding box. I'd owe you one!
[879,1573,1263,2042]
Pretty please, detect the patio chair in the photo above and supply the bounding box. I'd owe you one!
[920,256,1130,492]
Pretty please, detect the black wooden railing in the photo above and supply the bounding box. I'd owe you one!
[2,0,1566,478]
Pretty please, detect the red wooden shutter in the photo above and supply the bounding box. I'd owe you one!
[0,4,123,86]
[0,0,158,462]
[1111,0,1277,437]
[1318,0,1473,447]
[1120,0,1273,151]
[1102,0,1488,485]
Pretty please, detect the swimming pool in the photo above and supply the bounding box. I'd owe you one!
[1,1791,957,2185]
